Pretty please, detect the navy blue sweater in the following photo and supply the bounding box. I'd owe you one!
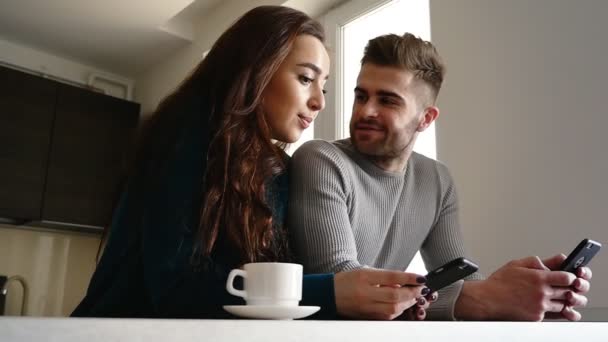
[71,103,336,319]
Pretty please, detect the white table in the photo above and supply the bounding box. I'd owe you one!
[2,317,608,342]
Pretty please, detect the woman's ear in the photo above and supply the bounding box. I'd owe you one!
[417,106,439,132]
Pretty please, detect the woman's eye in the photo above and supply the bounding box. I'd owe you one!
[299,75,313,85]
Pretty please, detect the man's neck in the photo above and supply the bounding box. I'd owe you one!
[368,148,413,173]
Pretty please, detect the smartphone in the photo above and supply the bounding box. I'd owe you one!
[560,238,602,273]
[425,257,479,292]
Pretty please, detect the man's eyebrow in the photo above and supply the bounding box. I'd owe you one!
[354,87,405,102]
[376,90,405,102]
[296,62,329,79]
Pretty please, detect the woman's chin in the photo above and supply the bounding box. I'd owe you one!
[272,135,299,144]
[281,132,303,144]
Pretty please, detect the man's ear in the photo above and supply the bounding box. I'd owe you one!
[417,106,439,132]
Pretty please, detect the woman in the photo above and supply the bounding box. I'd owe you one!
[72,5,430,320]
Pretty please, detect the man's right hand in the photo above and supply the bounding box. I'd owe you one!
[455,256,580,321]
[334,268,428,320]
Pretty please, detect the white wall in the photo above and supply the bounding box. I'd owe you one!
[134,0,284,116]
[134,0,345,116]
[0,38,133,99]
[430,0,608,315]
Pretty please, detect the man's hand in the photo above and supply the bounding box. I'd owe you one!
[334,268,428,320]
[542,254,592,321]
[455,256,580,321]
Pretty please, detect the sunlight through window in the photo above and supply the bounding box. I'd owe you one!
[342,0,432,274]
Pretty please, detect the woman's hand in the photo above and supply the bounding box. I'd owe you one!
[333,268,428,320]
[399,291,438,320]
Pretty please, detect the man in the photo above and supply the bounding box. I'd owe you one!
[288,33,592,321]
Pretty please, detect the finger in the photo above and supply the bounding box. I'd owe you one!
[545,305,582,321]
[561,305,582,321]
[546,300,568,313]
[416,296,427,306]
[367,269,426,286]
[576,266,593,280]
[416,306,426,320]
[541,254,567,270]
[544,270,576,286]
[426,291,439,302]
[565,291,588,307]
[372,302,410,319]
[372,285,420,305]
[572,278,590,293]
[546,287,571,300]
[416,296,431,310]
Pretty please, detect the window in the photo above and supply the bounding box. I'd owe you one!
[321,0,433,274]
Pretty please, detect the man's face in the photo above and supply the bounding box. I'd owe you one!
[349,63,427,159]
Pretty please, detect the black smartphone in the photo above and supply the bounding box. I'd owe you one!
[425,257,479,292]
[560,239,602,273]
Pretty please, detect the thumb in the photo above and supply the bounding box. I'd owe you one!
[512,256,550,271]
[542,253,567,271]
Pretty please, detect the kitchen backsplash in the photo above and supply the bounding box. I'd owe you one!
[0,224,100,316]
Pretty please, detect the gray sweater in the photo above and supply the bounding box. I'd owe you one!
[288,139,483,320]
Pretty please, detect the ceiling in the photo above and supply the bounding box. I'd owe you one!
[0,0,225,77]
[0,0,346,79]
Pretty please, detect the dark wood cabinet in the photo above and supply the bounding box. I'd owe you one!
[0,67,57,220]
[0,65,140,230]
[42,84,139,227]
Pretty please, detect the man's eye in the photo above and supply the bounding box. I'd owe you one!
[354,94,366,102]
[380,97,397,106]
[299,75,313,84]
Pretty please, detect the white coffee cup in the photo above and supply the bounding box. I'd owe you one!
[226,262,303,306]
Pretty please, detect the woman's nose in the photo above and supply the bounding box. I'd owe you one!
[308,87,325,112]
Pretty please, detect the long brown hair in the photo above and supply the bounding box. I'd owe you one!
[130,6,325,265]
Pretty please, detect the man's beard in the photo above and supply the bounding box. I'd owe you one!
[350,118,418,159]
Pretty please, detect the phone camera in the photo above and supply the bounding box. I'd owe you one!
[573,256,586,268]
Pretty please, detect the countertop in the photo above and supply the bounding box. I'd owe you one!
[2,317,608,342]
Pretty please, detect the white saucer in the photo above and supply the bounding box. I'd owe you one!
[223,305,320,320]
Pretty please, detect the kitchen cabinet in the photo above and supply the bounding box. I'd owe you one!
[0,65,139,230]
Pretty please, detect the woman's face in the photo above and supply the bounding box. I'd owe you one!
[261,34,330,143]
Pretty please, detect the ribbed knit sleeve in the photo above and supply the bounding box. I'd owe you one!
[420,163,484,320]
[288,140,362,273]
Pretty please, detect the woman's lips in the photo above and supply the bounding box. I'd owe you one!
[298,115,312,129]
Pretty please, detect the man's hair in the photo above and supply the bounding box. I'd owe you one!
[361,33,445,103]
